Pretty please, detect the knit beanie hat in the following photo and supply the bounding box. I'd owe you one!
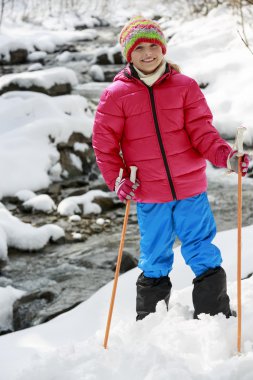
[119,16,167,63]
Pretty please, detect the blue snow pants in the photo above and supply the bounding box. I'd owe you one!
[136,192,222,278]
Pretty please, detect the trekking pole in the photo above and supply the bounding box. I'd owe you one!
[103,166,138,349]
[235,126,246,353]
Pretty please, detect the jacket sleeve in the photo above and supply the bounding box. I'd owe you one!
[184,79,232,167]
[92,88,126,191]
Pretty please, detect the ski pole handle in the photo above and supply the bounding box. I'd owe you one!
[129,165,137,182]
[235,126,247,156]
[115,168,124,188]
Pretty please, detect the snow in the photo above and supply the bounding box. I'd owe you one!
[69,152,83,171]
[73,142,89,152]
[57,190,110,216]
[73,82,111,98]
[0,226,253,379]
[0,40,28,62]
[0,225,8,260]
[89,64,105,82]
[22,194,57,214]
[93,44,122,64]
[27,51,47,62]
[71,232,82,240]
[56,51,73,63]
[0,67,78,92]
[15,189,36,202]
[69,215,81,222]
[0,207,64,260]
[167,5,253,144]
[27,63,43,72]
[0,286,25,332]
[0,25,97,61]
[0,91,93,196]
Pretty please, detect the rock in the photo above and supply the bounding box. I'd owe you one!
[96,53,111,65]
[57,132,95,178]
[50,235,66,245]
[9,48,28,64]
[113,51,124,64]
[59,150,83,177]
[48,182,62,197]
[88,172,98,182]
[0,328,13,336]
[75,16,109,30]
[68,132,90,145]
[103,65,124,82]
[13,289,57,330]
[66,188,88,197]
[33,301,82,325]
[111,251,138,273]
[0,258,8,270]
[0,82,72,96]
[88,182,109,192]
[0,276,12,286]
[93,195,117,212]
[61,177,89,189]
[1,196,20,205]
[199,82,209,89]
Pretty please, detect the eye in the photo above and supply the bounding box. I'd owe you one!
[135,45,143,50]
[151,44,158,48]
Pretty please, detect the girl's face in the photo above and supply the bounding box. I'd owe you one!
[130,42,164,74]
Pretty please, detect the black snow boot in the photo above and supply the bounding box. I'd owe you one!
[136,272,172,321]
[192,266,232,319]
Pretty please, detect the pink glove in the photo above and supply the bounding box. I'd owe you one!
[227,150,250,177]
[115,177,140,202]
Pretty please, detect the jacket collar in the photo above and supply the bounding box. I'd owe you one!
[123,62,171,85]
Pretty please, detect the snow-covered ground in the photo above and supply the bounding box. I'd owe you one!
[0,225,253,380]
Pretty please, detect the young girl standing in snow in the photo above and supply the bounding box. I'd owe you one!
[92,16,249,320]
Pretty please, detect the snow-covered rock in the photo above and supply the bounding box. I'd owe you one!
[22,194,56,214]
[57,190,110,216]
[0,208,65,258]
[15,190,36,202]
[0,286,25,333]
[0,67,78,96]
[89,64,105,82]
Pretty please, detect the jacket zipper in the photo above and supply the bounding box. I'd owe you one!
[148,86,177,200]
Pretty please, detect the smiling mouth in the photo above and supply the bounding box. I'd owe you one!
[142,58,156,63]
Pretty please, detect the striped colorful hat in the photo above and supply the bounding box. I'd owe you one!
[119,16,167,63]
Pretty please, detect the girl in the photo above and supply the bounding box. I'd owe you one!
[92,16,249,320]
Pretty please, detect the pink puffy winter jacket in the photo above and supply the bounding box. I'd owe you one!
[92,64,232,202]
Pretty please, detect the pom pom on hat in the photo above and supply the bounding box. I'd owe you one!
[119,16,167,63]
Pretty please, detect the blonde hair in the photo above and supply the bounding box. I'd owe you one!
[168,61,181,73]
